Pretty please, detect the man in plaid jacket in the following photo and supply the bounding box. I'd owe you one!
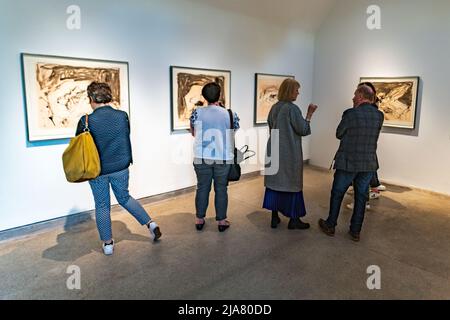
[319,85,384,241]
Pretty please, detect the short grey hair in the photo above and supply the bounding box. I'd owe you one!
[356,84,375,101]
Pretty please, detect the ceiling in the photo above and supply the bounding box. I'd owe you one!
[184,0,338,32]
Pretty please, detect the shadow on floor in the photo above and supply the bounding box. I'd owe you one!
[341,192,407,211]
[382,184,413,194]
[42,220,150,262]
[373,195,407,211]
[246,210,272,231]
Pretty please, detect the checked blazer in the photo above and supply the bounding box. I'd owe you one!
[333,103,384,172]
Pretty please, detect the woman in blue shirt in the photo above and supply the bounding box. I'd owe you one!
[190,82,239,232]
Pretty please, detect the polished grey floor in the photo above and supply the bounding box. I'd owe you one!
[0,166,449,299]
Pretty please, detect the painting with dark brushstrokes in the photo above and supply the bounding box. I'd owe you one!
[22,54,129,141]
[170,66,231,132]
[360,77,419,129]
[254,73,294,125]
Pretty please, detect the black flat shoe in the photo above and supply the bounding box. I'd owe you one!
[297,219,310,229]
[218,221,230,232]
[288,218,310,230]
[195,219,205,231]
[271,216,281,229]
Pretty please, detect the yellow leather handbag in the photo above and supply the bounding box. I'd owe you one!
[62,114,101,182]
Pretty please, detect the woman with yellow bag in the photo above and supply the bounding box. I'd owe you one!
[75,82,162,255]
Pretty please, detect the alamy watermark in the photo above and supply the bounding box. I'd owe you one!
[366,5,381,30]
[66,5,81,30]
[366,265,381,290]
[66,265,81,290]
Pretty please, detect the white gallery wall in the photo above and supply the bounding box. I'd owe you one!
[311,0,450,195]
[0,0,315,231]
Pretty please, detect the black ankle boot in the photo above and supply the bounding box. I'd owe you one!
[271,211,281,229]
[288,218,298,229]
[297,219,310,229]
[288,218,310,230]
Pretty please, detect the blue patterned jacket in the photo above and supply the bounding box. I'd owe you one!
[76,106,132,175]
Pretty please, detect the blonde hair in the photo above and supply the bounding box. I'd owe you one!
[277,78,300,102]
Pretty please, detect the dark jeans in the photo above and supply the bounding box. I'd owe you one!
[193,159,231,221]
[370,171,380,188]
[326,170,374,233]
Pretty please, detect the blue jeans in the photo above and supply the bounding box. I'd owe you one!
[193,160,231,221]
[89,168,151,241]
[326,170,373,233]
[370,171,380,188]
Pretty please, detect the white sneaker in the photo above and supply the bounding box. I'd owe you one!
[376,184,386,191]
[102,240,114,255]
[369,191,380,199]
[346,203,370,210]
[148,221,162,241]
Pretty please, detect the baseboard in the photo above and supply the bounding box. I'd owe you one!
[0,211,96,243]
[0,170,264,243]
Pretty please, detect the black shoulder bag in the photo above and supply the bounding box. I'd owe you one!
[227,109,255,182]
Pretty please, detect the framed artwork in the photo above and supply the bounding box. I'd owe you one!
[22,53,130,141]
[360,76,420,129]
[170,66,231,132]
[254,73,295,125]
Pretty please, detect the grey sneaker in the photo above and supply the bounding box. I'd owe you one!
[102,240,114,255]
[369,191,380,199]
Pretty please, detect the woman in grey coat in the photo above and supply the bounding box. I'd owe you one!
[263,78,318,229]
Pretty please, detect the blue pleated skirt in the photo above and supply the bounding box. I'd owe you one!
[263,188,307,218]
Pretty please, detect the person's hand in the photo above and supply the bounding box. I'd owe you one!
[306,103,318,120]
[307,103,318,114]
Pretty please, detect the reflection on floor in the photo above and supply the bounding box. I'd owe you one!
[0,166,449,299]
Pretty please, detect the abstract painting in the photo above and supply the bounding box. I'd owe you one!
[22,53,129,141]
[360,77,419,129]
[170,66,231,132]
[254,73,294,125]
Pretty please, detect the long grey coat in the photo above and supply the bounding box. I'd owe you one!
[264,101,311,192]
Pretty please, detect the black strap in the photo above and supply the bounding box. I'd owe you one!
[226,110,256,162]
[241,145,256,161]
[227,109,238,164]
[240,145,248,153]
[227,109,234,129]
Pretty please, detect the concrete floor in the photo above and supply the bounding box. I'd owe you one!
[0,166,449,299]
